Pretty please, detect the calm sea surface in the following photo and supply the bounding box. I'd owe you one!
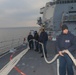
[0,27,39,54]
[0,27,39,41]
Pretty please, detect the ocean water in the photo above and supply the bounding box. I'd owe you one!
[0,27,39,54]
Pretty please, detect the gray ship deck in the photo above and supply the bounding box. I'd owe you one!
[0,41,76,75]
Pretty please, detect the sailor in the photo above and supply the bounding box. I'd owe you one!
[56,24,76,75]
[27,32,34,50]
[39,28,48,58]
[34,31,39,52]
[38,28,43,54]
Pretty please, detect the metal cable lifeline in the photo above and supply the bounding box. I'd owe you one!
[34,40,76,66]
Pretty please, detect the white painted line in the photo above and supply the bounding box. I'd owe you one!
[0,47,29,75]
[57,59,59,75]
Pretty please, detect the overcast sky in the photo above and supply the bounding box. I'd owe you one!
[0,0,52,27]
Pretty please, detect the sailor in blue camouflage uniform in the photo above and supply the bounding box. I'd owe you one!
[56,24,76,75]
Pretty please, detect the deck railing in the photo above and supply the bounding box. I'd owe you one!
[0,38,24,55]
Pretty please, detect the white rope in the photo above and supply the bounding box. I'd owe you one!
[57,59,59,75]
[39,42,59,64]
[63,50,76,66]
[34,40,76,66]
[1,39,75,75]
[41,41,76,65]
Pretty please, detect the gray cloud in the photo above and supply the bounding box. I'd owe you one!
[0,0,51,27]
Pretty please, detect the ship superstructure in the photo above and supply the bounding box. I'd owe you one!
[37,0,76,38]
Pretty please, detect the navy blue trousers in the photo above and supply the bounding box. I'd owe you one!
[43,41,47,55]
[59,54,74,75]
[29,41,34,49]
[39,41,47,54]
[39,44,42,53]
[40,41,47,56]
[35,41,39,51]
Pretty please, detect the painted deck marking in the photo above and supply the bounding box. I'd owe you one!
[0,47,29,75]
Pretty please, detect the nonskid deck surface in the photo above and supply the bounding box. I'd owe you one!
[0,44,27,70]
[0,41,76,75]
[9,49,57,75]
